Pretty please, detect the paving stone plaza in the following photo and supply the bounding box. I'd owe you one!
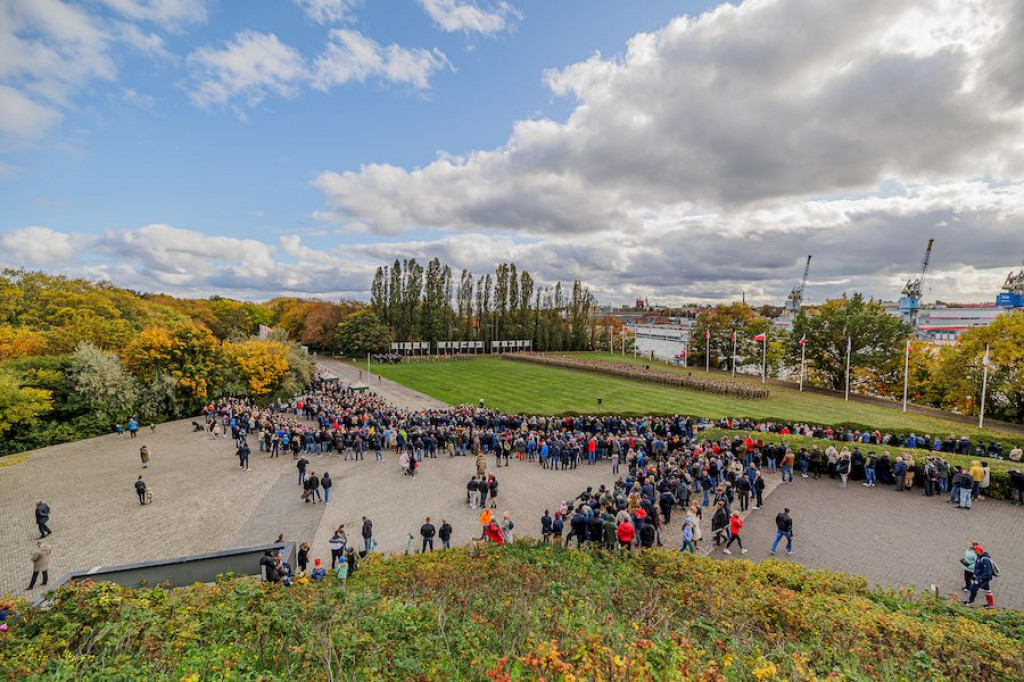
[2,359,1021,609]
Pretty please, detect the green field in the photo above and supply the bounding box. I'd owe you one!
[367,354,1023,445]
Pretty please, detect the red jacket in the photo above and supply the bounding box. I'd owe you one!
[729,516,743,535]
[616,521,635,543]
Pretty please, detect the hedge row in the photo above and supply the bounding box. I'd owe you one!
[505,352,770,400]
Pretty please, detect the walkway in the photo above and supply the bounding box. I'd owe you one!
[315,357,449,411]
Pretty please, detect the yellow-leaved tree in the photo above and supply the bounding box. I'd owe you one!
[225,340,290,397]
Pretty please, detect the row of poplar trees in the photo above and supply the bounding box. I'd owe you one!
[369,259,596,351]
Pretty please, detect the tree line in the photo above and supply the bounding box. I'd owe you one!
[687,294,1024,423]
[369,258,596,351]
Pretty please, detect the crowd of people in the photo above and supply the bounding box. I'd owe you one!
[19,372,1017,614]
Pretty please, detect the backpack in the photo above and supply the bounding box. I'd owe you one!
[990,557,1000,578]
[507,520,514,530]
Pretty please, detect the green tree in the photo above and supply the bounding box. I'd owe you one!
[335,310,393,357]
[692,303,772,371]
[69,342,140,423]
[925,311,1024,422]
[789,294,912,392]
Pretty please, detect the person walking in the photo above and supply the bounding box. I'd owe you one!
[439,519,453,549]
[26,540,51,591]
[361,516,374,553]
[134,476,147,505]
[680,515,696,553]
[321,472,333,503]
[963,544,997,610]
[711,500,729,548]
[238,441,250,470]
[296,455,309,486]
[420,517,436,553]
[139,445,151,468]
[770,507,794,555]
[723,511,747,554]
[35,500,52,538]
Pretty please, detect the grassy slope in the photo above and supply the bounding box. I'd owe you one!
[4,544,1023,681]
[367,356,1022,446]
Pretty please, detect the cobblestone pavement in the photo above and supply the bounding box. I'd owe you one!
[316,357,449,411]
[710,474,1024,609]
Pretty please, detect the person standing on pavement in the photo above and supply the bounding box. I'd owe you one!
[328,528,346,569]
[26,540,51,591]
[960,542,978,592]
[753,471,765,509]
[139,445,151,468]
[361,516,374,553]
[439,519,453,549]
[297,455,309,486]
[321,472,333,503]
[35,500,51,538]
[420,517,436,552]
[770,508,793,555]
[134,476,147,505]
[238,441,250,470]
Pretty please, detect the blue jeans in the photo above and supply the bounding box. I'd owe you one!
[771,530,793,553]
[702,488,710,507]
[364,538,373,552]
[324,488,330,502]
[864,467,876,485]
[950,486,960,503]
[939,477,948,493]
[959,487,972,508]
[781,466,793,483]
[767,458,776,472]
[680,539,695,553]
[800,460,809,475]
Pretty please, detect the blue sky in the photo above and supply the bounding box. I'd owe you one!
[2,0,1023,304]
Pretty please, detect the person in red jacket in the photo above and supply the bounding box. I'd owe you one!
[616,519,635,550]
[723,512,747,555]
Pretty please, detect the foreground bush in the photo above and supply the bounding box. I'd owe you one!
[2,543,1022,680]
[506,353,770,400]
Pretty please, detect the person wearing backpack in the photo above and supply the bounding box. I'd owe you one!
[963,544,998,610]
[439,519,453,549]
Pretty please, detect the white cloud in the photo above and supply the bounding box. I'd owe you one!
[417,0,522,35]
[0,226,81,266]
[100,0,209,27]
[292,0,362,25]
[312,29,450,91]
[0,0,178,144]
[308,0,1024,305]
[186,31,308,110]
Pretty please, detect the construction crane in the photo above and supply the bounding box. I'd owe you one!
[997,253,1024,309]
[784,255,812,319]
[898,238,934,329]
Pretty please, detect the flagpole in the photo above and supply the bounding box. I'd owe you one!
[705,330,710,373]
[902,340,910,413]
[979,344,989,429]
[731,331,737,378]
[761,330,767,384]
[799,338,806,391]
[844,335,852,401]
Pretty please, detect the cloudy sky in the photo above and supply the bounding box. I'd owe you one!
[1,0,1023,306]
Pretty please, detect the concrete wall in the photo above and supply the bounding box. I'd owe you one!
[47,542,296,594]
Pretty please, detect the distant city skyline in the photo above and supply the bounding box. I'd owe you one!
[2,0,1023,306]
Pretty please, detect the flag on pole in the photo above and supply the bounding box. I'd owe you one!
[752,333,766,341]
[731,331,737,342]
[982,348,990,368]
[799,336,807,345]
[705,329,710,341]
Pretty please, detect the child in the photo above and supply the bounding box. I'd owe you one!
[335,556,348,583]
[681,517,696,553]
[311,558,327,582]
[723,512,747,555]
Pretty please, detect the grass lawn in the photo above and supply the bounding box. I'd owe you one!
[366,355,1023,446]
